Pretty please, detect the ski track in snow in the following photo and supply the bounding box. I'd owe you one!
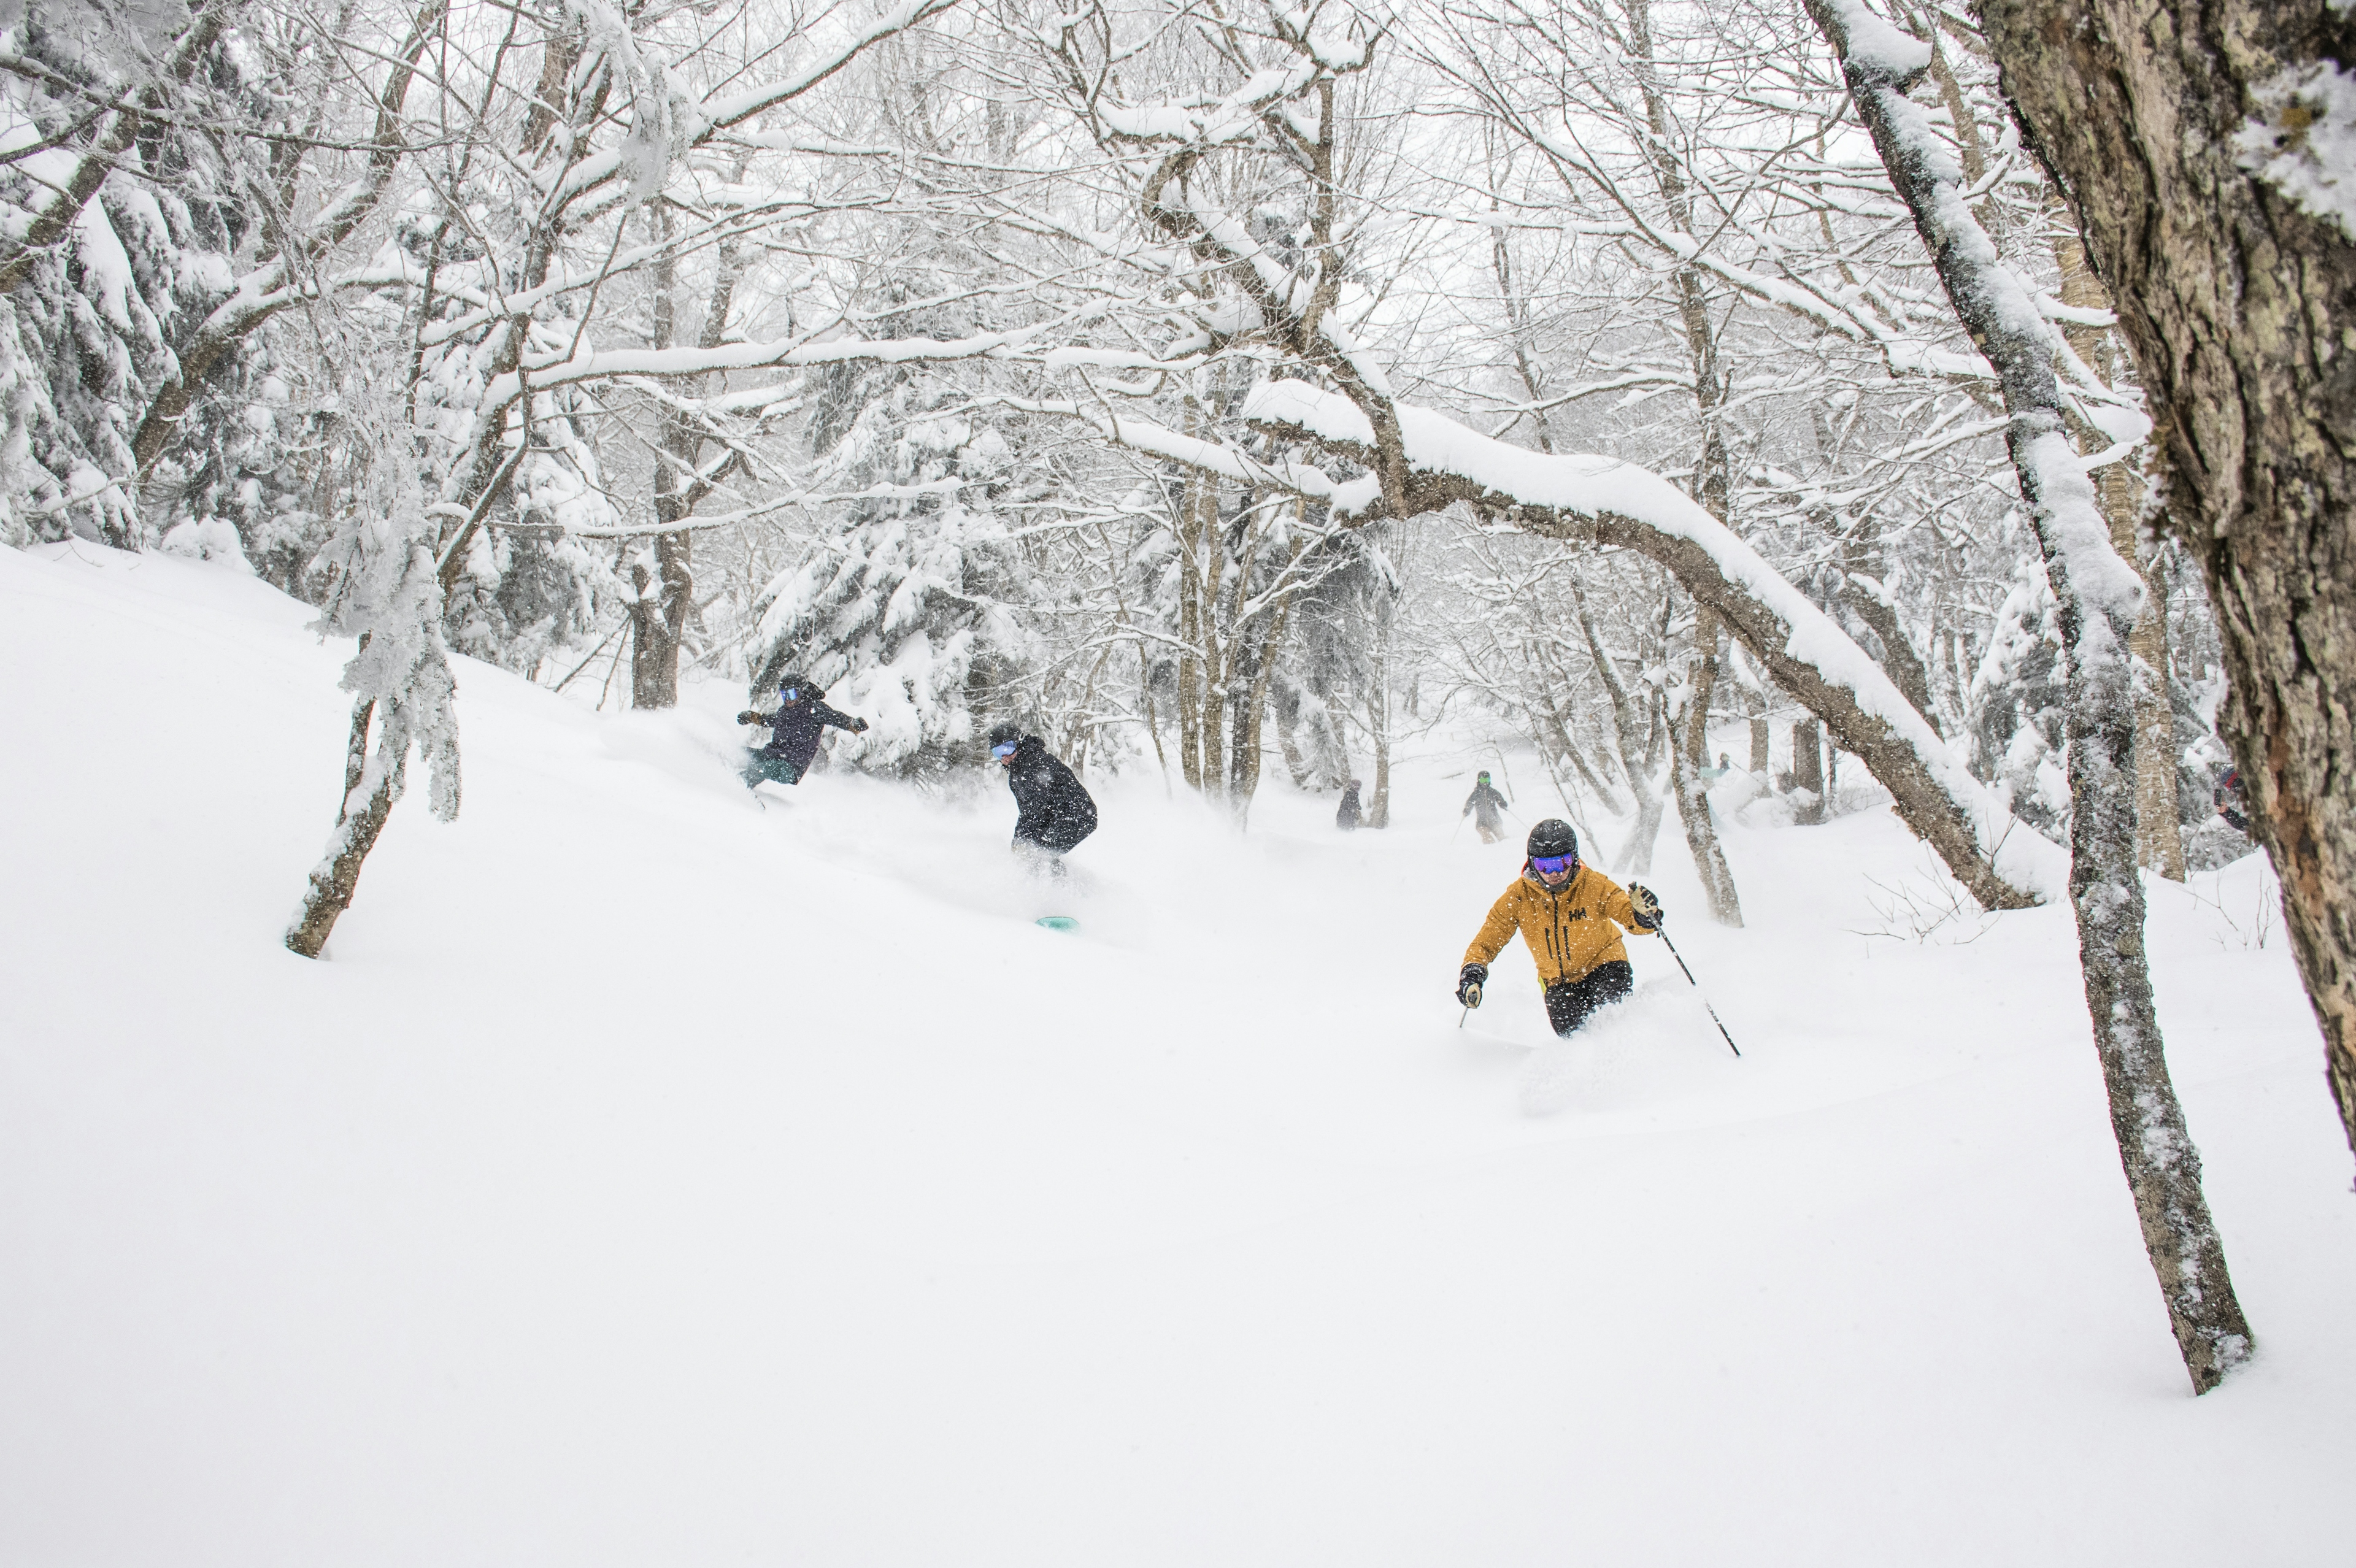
[2,542,2352,1566]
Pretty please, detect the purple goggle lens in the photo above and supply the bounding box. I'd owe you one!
[1530,853,1576,876]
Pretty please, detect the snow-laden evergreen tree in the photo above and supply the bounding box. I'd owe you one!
[0,0,278,549]
[747,370,1033,778]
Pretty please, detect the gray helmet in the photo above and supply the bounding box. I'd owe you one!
[1526,818,1579,862]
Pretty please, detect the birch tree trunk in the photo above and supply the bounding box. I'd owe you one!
[1676,609,1742,923]
[1815,0,2252,1392]
[1975,0,2356,1162]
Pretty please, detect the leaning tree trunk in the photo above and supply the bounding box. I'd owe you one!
[1976,0,2356,1167]
[1817,0,2252,1392]
[285,699,401,959]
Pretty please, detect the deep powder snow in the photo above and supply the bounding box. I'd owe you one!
[2,544,2350,1565]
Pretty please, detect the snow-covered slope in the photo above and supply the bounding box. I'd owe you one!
[3,542,2350,1566]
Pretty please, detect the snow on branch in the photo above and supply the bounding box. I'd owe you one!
[480,309,1099,411]
[1239,377,2064,904]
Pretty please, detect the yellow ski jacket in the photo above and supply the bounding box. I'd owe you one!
[1464,864,1655,988]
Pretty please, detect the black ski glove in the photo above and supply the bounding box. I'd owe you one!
[1457,963,1487,1007]
[852,717,871,733]
[1628,884,1663,931]
[736,710,768,726]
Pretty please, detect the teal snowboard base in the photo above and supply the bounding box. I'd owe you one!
[1035,915,1080,932]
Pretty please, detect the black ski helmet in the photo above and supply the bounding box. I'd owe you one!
[986,721,1022,750]
[1526,818,1579,863]
[778,673,823,702]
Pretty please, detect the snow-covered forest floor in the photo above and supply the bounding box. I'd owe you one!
[6,543,2352,1566]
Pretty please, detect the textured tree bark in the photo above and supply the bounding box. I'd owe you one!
[1818,0,2252,1391]
[1675,609,1743,923]
[628,531,693,709]
[1792,718,1826,824]
[1976,0,2356,1167]
[1198,475,1229,799]
[1176,469,1203,794]
[286,699,398,959]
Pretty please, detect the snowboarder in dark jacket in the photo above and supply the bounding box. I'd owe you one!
[1336,779,1363,831]
[988,721,1098,870]
[737,674,868,789]
[1462,772,1510,842]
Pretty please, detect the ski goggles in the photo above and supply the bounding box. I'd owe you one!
[1530,853,1577,877]
[780,687,804,702]
[990,740,1019,760]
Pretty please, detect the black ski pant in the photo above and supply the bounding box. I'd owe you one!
[744,752,804,788]
[1544,961,1633,1037]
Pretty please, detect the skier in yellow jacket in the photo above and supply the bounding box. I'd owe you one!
[1457,818,1663,1036]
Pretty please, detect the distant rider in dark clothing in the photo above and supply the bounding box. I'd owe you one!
[1462,771,1510,843]
[989,721,1098,873]
[2215,767,2250,834]
[1337,778,1363,831]
[737,674,868,789]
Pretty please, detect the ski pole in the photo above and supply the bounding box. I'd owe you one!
[1655,923,1741,1058]
[1458,1004,1469,1029]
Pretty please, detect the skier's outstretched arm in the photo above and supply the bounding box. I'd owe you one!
[814,701,869,734]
